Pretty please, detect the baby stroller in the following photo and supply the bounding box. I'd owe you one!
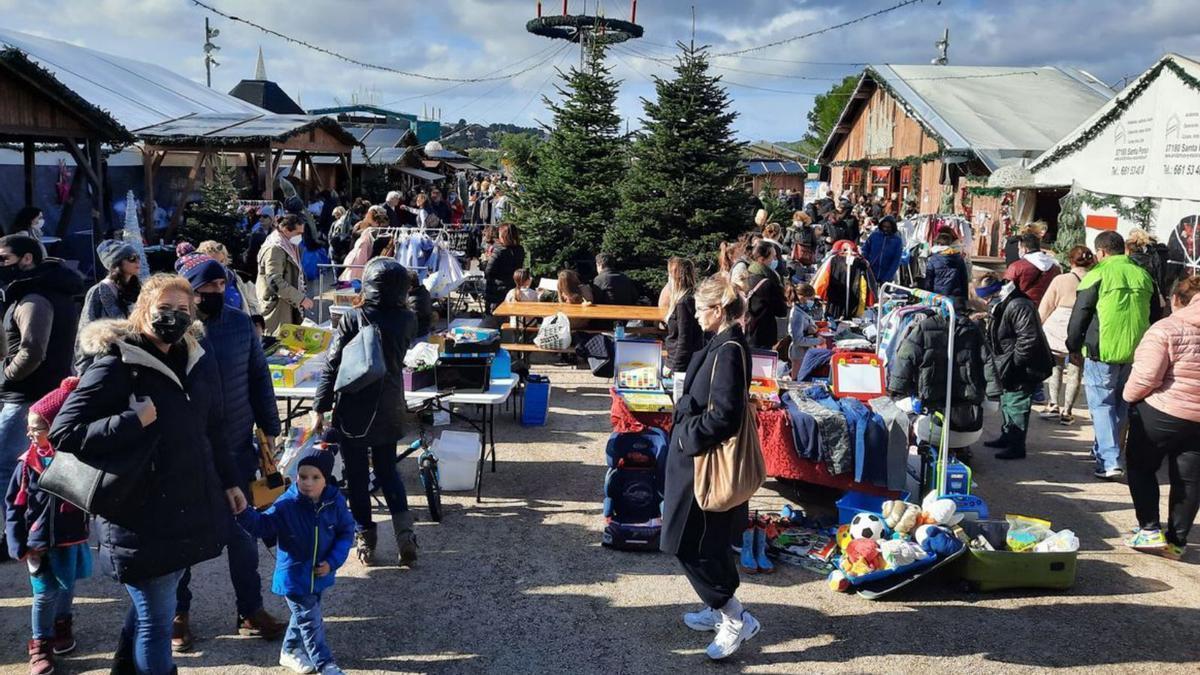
[602,428,668,551]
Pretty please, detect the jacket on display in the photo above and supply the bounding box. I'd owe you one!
[888,313,987,406]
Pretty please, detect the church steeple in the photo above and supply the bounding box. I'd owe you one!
[254,46,267,80]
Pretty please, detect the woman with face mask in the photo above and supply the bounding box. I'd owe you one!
[744,241,788,349]
[75,239,141,374]
[51,274,246,675]
[7,206,49,257]
[255,214,313,336]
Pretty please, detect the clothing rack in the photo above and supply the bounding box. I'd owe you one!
[876,282,957,496]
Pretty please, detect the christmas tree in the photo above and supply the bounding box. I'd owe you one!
[513,41,626,278]
[605,44,750,288]
[120,190,149,280]
[178,159,247,258]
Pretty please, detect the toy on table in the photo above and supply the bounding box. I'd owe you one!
[879,539,928,567]
[916,491,965,527]
[881,500,920,537]
[844,538,885,575]
[617,364,658,390]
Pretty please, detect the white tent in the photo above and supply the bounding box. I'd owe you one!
[1029,53,1200,260]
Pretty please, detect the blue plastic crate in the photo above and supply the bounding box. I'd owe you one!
[521,375,550,426]
[836,489,910,525]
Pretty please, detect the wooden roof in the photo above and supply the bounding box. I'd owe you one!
[0,47,133,143]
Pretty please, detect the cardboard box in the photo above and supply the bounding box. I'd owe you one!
[268,324,333,388]
[614,338,673,413]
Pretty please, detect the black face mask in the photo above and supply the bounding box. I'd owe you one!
[150,310,192,345]
[197,292,224,319]
[0,264,26,284]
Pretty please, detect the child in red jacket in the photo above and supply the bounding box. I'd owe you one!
[5,377,92,675]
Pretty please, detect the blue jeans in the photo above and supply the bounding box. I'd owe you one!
[122,569,184,675]
[30,571,75,640]
[0,402,31,489]
[1083,360,1132,472]
[283,593,333,669]
[177,480,263,617]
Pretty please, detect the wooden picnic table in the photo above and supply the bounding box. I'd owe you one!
[492,301,666,323]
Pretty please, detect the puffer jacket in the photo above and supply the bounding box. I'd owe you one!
[1124,297,1200,422]
[888,314,987,406]
[315,259,416,447]
[5,443,90,560]
[50,320,234,583]
[203,307,280,482]
[988,286,1055,390]
[922,246,969,301]
[236,483,354,596]
[1066,254,1159,364]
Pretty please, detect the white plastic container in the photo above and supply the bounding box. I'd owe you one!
[433,430,480,491]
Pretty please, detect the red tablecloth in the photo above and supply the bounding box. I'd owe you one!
[610,388,672,433]
[755,407,893,496]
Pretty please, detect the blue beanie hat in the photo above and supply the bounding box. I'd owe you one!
[176,253,226,290]
[298,451,335,484]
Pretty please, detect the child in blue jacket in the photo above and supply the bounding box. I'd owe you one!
[5,377,92,675]
[237,452,354,675]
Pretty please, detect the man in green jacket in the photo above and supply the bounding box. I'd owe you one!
[1066,230,1161,480]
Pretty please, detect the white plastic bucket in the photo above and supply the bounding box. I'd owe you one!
[433,430,480,491]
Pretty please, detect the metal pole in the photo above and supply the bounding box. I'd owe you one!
[205,18,212,87]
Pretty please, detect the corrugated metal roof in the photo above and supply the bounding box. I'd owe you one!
[136,113,357,148]
[399,167,445,181]
[0,28,265,132]
[820,64,1113,171]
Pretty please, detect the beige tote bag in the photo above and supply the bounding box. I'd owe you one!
[693,341,766,512]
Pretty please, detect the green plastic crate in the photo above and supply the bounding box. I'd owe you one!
[956,520,1078,591]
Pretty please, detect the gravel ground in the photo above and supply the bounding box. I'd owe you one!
[1,365,1198,674]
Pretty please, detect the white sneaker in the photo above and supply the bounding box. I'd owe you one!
[279,651,318,674]
[319,664,346,675]
[1038,406,1060,419]
[1094,467,1125,480]
[683,606,720,632]
[705,610,761,661]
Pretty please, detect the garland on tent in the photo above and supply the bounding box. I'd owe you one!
[1032,57,1200,171]
[831,151,941,168]
[1054,187,1156,264]
[966,186,1009,198]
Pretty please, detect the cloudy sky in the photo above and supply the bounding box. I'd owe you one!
[2,0,1198,141]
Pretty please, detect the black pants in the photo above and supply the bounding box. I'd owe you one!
[1126,402,1200,546]
[340,441,409,533]
[677,552,739,611]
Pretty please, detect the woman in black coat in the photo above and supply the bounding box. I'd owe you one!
[664,257,703,384]
[314,258,418,567]
[484,224,526,312]
[744,242,788,349]
[51,274,242,675]
[661,275,760,661]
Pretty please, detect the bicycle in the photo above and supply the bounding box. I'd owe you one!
[402,423,443,523]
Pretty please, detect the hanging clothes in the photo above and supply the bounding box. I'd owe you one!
[813,242,878,320]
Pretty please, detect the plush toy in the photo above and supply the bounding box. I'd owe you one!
[917,491,965,527]
[879,539,929,568]
[881,500,920,536]
[827,569,851,592]
[845,538,885,572]
[836,524,854,553]
[919,526,964,557]
[849,512,886,541]
[914,524,941,545]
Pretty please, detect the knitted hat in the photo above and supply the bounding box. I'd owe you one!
[298,451,335,484]
[97,239,137,272]
[30,377,81,427]
[175,241,196,259]
[175,253,226,290]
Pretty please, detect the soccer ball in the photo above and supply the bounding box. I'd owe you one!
[849,513,885,541]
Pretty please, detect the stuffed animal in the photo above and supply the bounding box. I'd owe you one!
[827,569,851,592]
[849,512,886,541]
[881,500,920,536]
[917,491,965,527]
[845,538,885,572]
[914,524,942,545]
[879,539,929,568]
[920,526,964,557]
[836,524,854,553]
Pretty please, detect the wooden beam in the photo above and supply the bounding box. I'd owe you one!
[306,153,325,192]
[243,152,259,190]
[60,139,101,189]
[341,153,353,198]
[143,149,158,243]
[167,151,208,240]
[22,141,35,206]
[88,139,106,281]
[264,149,279,199]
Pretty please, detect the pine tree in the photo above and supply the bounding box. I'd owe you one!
[606,44,749,288]
[513,42,625,278]
[178,160,247,256]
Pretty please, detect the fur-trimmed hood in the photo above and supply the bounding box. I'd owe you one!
[77,319,207,386]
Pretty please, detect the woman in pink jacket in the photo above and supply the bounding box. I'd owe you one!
[1123,276,1200,560]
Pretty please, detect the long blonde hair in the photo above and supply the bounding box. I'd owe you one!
[667,256,697,314]
[128,274,195,336]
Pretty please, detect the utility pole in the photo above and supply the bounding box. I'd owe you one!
[204,18,221,87]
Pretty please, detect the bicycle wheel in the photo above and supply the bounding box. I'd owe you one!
[420,462,443,523]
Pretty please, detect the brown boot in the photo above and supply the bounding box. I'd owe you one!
[52,616,76,655]
[171,613,194,653]
[237,607,286,640]
[28,638,55,675]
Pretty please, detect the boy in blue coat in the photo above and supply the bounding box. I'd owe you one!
[237,452,354,675]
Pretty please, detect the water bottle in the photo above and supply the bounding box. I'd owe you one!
[615,324,626,341]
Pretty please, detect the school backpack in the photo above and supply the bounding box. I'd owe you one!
[602,428,668,552]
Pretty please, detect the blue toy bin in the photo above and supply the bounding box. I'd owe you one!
[521,374,551,426]
[836,490,910,525]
